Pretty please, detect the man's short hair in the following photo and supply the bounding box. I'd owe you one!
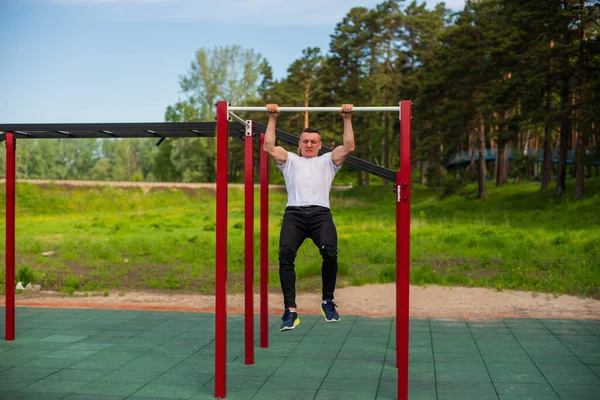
[301,127,320,135]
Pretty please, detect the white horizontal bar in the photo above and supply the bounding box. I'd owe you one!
[228,106,400,112]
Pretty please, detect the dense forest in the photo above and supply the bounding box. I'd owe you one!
[1,0,599,198]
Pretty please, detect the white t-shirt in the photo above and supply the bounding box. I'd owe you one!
[277,152,341,209]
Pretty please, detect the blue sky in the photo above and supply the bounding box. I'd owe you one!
[0,0,465,123]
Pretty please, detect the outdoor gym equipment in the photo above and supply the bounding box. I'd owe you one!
[1,101,411,399]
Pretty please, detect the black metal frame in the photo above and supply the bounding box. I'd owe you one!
[0,122,246,141]
[0,121,395,182]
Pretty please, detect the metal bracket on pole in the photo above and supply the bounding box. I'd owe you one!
[397,182,408,202]
[229,111,252,129]
[244,120,256,142]
[393,182,408,200]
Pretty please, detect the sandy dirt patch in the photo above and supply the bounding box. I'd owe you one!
[7,284,600,320]
[5,180,597,319]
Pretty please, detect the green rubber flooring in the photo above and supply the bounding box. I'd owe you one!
[1,307,599,399]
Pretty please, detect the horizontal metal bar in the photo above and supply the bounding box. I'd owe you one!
[229,106,400,112]
[0,122,248,140]
[0,122,235,132]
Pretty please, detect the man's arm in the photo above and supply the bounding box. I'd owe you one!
[331,104,355,166]
[263,104,288,166]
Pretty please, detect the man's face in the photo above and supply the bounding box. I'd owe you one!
[299,132,322,158]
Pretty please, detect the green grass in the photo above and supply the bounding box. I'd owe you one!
[0,178,599,299]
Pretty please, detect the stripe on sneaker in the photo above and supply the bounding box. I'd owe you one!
[321,308,340,322]
[280,317,300,331]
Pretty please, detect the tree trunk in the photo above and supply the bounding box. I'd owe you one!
[503,143,510,182]
[496,143,503,186]
[541,90,554,189]
[477,114,487,198]
[496,141,509,186]
[420,160,427,185]
[575,0,587,198]
[469,134,477,180]
[555,77,570,197]
[493,141,498,183]
[575,135,586,197]
[524,131,532,180]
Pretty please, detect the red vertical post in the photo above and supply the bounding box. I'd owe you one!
[215,101,228,398]
[244,120,254,365]
[5,132,15,341]
[259,133,269,348]
[396,101,411,399]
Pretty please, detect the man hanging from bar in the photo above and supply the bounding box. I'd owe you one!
[263,103,355,331]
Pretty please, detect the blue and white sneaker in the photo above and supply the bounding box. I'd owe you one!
[280,309,300,331]
[321,300,340,322]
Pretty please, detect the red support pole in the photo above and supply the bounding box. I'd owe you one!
[396,101,411,399]
[5,132,15,341]
[215,101,228,398]
[244,121,254,365]
[259,133,269,348]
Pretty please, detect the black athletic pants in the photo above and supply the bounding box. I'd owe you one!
[279,206,339,309]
